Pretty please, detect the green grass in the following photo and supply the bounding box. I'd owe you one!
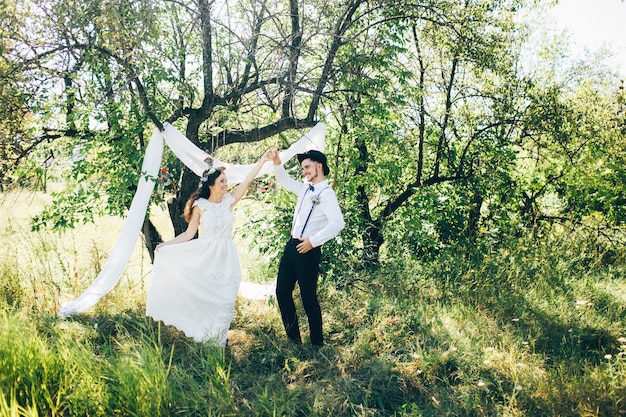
[1,189,626,416]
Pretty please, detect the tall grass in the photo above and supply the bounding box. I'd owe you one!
[1,188,626,416]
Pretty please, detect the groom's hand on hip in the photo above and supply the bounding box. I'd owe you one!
[296,238,313,254]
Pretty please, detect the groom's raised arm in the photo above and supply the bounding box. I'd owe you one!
[269,149,304,195]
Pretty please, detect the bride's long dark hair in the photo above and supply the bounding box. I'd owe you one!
[183,168,223,222]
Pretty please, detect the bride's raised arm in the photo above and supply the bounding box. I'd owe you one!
[229,151,272,207]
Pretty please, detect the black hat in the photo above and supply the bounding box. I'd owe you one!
[297,150,330,176]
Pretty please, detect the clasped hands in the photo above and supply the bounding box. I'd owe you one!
[265,149,281,165]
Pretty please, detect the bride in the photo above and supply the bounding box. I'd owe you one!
[146,152,271,347]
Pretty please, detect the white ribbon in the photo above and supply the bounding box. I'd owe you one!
[58,122,326,317]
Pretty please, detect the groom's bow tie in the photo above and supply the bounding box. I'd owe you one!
[308,184,315,192]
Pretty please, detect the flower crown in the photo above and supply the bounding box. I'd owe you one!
[201,156,226,183]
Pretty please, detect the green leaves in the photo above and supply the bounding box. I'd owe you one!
[2,0,625,270]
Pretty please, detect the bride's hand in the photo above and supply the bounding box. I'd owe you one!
[266,149,281,164]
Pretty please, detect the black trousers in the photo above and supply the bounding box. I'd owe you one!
[276,238,323,346]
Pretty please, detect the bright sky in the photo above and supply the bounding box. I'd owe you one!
[550,0,626,76]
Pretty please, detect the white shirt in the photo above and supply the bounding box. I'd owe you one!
[274,164,345,248]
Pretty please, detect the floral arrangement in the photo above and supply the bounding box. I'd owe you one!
[310,194,321,207]
[201,156,226,184]
[154,167,174,200]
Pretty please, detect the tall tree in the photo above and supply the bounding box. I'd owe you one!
[324,0,527,266]
[4,0,623,270]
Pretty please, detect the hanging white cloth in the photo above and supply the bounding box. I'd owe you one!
[58,122,326,317]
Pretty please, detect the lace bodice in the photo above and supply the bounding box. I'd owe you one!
[193,195,235,240]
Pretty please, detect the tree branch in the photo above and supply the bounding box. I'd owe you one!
[282,0,302,119]
[198,0,214,117]
[308,0,365,121]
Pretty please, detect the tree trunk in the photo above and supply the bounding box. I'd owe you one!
[169,166,201,236]
[362,219,384,269]
[466,189,483,242]
[356,183,384,269]
[142,218,163,263]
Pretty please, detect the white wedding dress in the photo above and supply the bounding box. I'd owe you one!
[146,194,240,347]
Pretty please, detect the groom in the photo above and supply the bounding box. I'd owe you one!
[268,148,345,347]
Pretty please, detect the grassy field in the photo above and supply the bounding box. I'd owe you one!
[1,187,626,416]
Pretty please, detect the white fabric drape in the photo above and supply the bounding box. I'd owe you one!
[58,122,326,317]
